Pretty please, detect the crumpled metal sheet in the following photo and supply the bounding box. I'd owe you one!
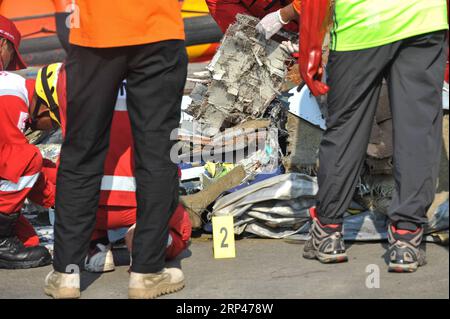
[186,14,297,136]
[36,144,61,163]
[247,210,309,228]
[244,221,310,239]
[250,199,316,217]
[213,173,318,217]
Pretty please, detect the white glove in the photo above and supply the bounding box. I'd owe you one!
[281,40,299,54]
[256,10,289,40]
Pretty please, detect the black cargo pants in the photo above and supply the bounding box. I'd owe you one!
[317,31,447,230]
[53,40,188,274]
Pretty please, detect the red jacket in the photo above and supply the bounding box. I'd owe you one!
[57,66,136,207]
[206,0,298,33]
[0,71,35,183]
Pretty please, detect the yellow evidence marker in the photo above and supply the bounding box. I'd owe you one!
[212,215,236,259]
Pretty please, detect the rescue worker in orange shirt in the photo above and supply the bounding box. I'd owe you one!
[0,15,53,269]
[44,1,188,299]
[28,62,192,274]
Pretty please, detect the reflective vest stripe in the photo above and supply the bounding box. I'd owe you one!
[100,175,136,192]
[114,97,127,111]
[0,173,40,192]
[0,89,29,105]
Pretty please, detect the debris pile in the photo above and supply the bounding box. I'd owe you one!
[186,14,296,136]
[24,14,448,247]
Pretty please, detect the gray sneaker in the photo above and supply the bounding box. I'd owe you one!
[303,208,348,263]
[84,243,115,273]
[388,224,426,273]
[128,268,185,299]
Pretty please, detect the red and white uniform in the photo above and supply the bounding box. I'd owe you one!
[0,71,55,247]
[54,66,191,260]
[205,0,298,33]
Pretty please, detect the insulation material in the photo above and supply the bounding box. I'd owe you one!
[186,14,297,136]
[283,113,322,175]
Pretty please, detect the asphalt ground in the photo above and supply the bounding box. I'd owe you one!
[1,237,448,299]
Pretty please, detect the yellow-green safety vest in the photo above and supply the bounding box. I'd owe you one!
[330,0,449,51]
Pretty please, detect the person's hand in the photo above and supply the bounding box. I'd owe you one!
[281,41,299,55]
[256,10,289,40]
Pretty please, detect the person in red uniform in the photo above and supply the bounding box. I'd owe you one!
[0,15,53,269]
[205,0,298,34]
[29,63,192,273]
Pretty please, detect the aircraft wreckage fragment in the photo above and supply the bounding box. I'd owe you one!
[186,14,297,137]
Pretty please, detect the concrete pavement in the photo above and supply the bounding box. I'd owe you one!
[0,237,448,299]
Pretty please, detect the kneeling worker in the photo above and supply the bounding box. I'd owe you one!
[0,15,53,269]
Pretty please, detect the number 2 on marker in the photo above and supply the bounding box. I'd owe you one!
[212,215,236,259]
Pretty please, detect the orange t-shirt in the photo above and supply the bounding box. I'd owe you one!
[69,0,185,48]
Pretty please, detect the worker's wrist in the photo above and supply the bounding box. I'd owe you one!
[279,4,299,23]
[278,9,290,25]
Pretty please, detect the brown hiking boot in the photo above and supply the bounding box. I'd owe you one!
[128,268,185,299]
[44,270,81,299]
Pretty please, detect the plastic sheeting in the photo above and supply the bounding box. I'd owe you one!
[212,173,449,243]
[213,173,318,217]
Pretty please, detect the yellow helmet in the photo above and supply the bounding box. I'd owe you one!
[35,63,63,126]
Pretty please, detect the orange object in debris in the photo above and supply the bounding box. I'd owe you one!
[0,0,56,39]
[293,0,301,14]
[69,0,185,48]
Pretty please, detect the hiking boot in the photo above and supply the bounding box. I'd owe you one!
[44,270,81,299]
[84,243,115,273]
[303,208,348,263]
[128,268,185,299]
[0,212,52,269]
[388,224,426,273]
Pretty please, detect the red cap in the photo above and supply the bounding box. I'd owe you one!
[0,15,27,71]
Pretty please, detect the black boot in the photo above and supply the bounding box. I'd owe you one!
[0,212,52,269]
